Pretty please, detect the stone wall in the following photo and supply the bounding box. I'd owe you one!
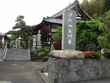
[48,58,110,83]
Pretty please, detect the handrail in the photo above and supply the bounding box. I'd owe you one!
[28,42,31,60]
[3,42,8,60]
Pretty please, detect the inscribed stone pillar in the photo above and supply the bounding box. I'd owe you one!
[62,10,76,50]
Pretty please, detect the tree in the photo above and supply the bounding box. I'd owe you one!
[52,27,62,41]
[81,0,105,19]
[105,0,110,12]
[52,21,103,51]
[10,34,19,41]
[7,15,32,49]
[40,26,51,45]
[98,11,110,58]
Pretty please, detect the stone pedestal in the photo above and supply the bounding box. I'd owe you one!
[49,50,84,59]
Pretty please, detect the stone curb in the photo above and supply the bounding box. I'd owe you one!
[38,71,51,83]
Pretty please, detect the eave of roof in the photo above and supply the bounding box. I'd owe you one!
[32,0,92,30]
[51,0,78,18]
[0,32,6,36]
[50,0,92,20]
[44,17,62,24]
[32,16,84,29]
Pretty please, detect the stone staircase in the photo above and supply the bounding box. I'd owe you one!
[4,48,30,60]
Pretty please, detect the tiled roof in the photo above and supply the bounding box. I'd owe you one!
[51,0,79,18]
[44,17,62,24]
[32,0,92,29]
[50,0,92,20]
[0,32,5,36]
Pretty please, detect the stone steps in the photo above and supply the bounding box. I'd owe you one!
[5,48,29,60]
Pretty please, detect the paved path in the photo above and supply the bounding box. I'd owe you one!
[5,48,29,60]
[0,61,47,83]
[74,77,110,83]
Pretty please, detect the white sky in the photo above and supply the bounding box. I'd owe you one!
[0,0,82,33]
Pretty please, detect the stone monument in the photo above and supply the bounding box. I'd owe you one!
[62,10,76,50]
[50,10,84,59]
[48,7,85,83]
[37,30,42,49]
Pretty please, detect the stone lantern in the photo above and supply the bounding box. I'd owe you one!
[15,39,18,48]
[17,36,22,49]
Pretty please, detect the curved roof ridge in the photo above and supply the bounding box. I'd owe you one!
[51,0,79,18]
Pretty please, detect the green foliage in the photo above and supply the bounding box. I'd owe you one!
[84,51,103,59]
[47,53,49,56]
[33,52,38,57]
[97,11,110,58]
[52,21,103,51]
[99,24,108,34]
[41,46,50,53]
[76,21,103,51]
[105,0,110,11]
[81,0,105,19]
[42,57,48,62]
[104,48,110,59]
[28,36,33,49]
[37,49,41,53]
[39,52,46,58]
[40,67,46,73]
[10,34,19,40]
[97,36,108,48]
[6,15,32,49]
[53,27,62,41]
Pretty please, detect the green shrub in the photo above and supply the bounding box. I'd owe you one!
[47,53,50,56]
[104,48,110,59]
[40,67,46,73]
[84,51,103,59]
[33,52,38,57]
[52,21,103,51]
[45,49,49,53]
[37,49,41,53]
[41,46,50,52]
[39,52,46,58]
[28,36,33,49]
[42,57,48,62]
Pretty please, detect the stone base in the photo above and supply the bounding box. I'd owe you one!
[31,47,36,53]
[37,46,42,49]
[49,50,84,59]
[48,58,110,83]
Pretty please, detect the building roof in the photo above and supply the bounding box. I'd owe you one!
[50,0,92,20]
[0,32,6,36]
[32,0,92,31]
[51,0,79,18]
[44,17,62,24]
